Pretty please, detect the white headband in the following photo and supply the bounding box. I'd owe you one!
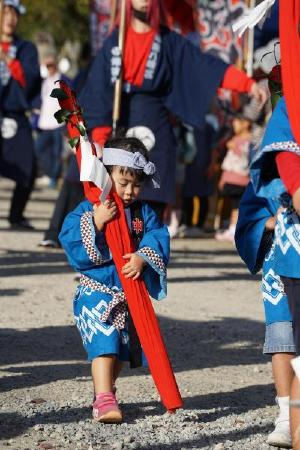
[102,148,160,188]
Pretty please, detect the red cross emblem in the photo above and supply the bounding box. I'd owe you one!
[132,218,143,234]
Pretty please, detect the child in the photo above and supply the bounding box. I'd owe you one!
[249,94,300,449]
[236,182,295,448]
[215,113,252,242]
[59,135,170,424]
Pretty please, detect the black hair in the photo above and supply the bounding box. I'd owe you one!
[104,135,152,183]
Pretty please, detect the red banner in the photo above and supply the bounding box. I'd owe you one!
[196,0,245,63]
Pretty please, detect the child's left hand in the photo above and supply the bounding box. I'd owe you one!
[122,253,147,280]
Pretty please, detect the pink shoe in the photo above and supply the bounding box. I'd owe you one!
[92,392,122,423]
[215,228,235,242]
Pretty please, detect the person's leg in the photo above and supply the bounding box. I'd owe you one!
[42,180,84,244]
[9,160,36,227]
[35,130,53,178]
[197,196,209,229]
[273,353,295,397]
[113,360,124,389]
[51,128,64,182]
[92,355,116,394]
[91,355,122,423]
[264,321,295,447]
[182,197,194,227]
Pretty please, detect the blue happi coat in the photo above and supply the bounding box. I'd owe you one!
[236,182,291,324]
[79,27,228,203]
[250,97,300,279]
[0,37,41,185]
[59,200,169,361]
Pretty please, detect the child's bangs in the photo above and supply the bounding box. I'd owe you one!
[118,166,145,181]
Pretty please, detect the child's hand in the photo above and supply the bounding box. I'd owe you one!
[122,253,146,280]
[265,207,284,231]
[293,188,300,216]
[250,82,268,105]
[93,200,117,232]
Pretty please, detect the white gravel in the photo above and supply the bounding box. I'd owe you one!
[0,178,278,450]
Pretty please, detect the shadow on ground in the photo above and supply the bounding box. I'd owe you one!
[0,315,265,393]
[0,383,274,444]
[0,248,70,277]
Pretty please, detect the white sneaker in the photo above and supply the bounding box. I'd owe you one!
[35,175,51,188]
[266,419,292,448]
[38,239,59,248]
[215,229,235,242]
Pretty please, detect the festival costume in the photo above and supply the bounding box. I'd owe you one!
[53,80,182,412]
[236,182,292,328]
[249,97,300,356]
[0,37,41,224]
[80,25,255,205]
[59,200,169,363]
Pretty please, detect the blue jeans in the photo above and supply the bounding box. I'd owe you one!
[35,128,64,179]
[263,321,296,354]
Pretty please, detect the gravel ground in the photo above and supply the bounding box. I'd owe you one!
[0,178,279,450]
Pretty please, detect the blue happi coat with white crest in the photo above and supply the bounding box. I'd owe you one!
[250,96,300,280]
[59,200,169,361]
[235,182,291,324]
[0,37,41,185]
[79,27,228,203]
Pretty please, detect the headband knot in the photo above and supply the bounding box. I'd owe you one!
[132,152,156,175]
[102,147,160,188]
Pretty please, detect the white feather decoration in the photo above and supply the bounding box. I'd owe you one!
[232,0,276,37]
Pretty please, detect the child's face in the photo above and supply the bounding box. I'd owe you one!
[111,167,142,206]
[232,117,251,135]
[3,6,18,37]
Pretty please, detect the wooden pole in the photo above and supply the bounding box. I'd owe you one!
[110,0,118,29]
[112,0,126,136]
[244,0,256,76]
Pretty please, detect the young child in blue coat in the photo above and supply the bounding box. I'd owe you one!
[59,136,169,424]
[236,182,295,448]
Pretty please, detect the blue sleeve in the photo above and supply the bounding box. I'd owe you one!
[137,203,170,300]
[250,97,300,200]
[235,183,278,274]
[79,34,115,129]
[59,201,112,272]
[163,31,228,129]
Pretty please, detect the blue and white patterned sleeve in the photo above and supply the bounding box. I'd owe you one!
[59,200,111,272]
[137,203,170,301]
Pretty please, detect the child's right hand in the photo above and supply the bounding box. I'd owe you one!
[93,200,117,232]
[265,207,284,231]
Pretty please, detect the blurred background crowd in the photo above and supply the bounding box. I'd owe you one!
[0,0,279,246]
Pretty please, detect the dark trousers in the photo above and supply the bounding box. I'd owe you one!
[35,128,64,180]
[44,179,84,243]
[183,196,209,228]
[281,276,300,355]
[8,162,36,223]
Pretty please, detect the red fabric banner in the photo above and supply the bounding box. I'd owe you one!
[279,0,300,145]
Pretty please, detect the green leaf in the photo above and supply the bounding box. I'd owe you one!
[54,109,71,124]
[50,88,69,100]
[68,137,80,148]
[76,123,86,137]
